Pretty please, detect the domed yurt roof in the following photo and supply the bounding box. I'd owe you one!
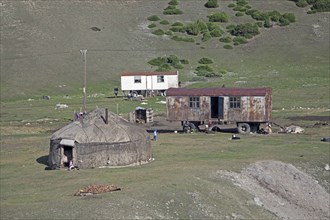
[51,108,147,143]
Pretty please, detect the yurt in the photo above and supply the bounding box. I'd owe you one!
[48,108,152,169]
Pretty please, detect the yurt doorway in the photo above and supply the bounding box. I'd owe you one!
[59,139,75,168]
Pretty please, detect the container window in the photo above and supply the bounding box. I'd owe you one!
[189,97,200,109]
[229,96,241,109]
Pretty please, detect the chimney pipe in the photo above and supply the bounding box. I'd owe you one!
[105,108,108,124]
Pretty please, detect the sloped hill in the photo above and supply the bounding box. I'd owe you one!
[0,0,329,109]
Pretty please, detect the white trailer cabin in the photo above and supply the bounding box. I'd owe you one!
[121,71,179,96]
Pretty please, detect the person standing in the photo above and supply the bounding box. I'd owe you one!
[153,129,158,141]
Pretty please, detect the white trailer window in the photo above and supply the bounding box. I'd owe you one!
[229,96,241,109]
[134,76,141,83]
[157,75,164,83]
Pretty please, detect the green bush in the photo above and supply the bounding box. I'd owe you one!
[164,6,183,15]
[185,20,208,36]
[180,59,189,64]
[156,63,172,71]
[264,19,272,28]
[219,36,232,43]
[147,15,161,21]
[235,12,245,17]
[224,45,233,49]
[165,30,173,35]
[256,22,263,27]
[198,57,214,64]
[210,29,223,37]
[196,65,213,72]
[170,26,186,33]
[168,0,178,6]
[172,22,184,26]
[237,0,249,6]
[205,0,219,8]
[228,3,236,7]
[208,12,229,22]
[279,17,290,26]
[160,20,170,25]
[310,0,330,12]
[282,13,296,22]
[202,32,212,42]
[233,36,248,45]
[230,23,259,38]
[152,29,165,35]
[171,35,195,42]
[296,0,309,7]
[148,23,157,28]
[148,57,167,66]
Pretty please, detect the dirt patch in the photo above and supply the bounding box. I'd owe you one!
[217,160,330,220]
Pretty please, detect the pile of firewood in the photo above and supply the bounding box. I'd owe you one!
[74,184,121,196]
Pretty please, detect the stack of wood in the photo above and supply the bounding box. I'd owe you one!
[74,184,121,196]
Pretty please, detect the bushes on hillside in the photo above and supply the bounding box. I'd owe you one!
[148,55,188,71]
[289,0,330,13]
[245,9,296,26]
[164,5,183,15]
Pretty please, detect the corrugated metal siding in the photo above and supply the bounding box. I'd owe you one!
[167,87,270,96]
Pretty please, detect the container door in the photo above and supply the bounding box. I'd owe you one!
[211,97,224,119]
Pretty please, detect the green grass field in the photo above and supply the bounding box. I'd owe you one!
[0,0,329,219]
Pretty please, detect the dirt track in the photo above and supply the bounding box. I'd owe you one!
[218,160,330,220]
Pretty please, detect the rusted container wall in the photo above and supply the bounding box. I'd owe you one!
[166,96,210,121]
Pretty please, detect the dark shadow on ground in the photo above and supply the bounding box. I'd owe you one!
[36,155,53,170]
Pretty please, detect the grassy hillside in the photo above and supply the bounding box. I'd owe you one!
[1,0,329,109]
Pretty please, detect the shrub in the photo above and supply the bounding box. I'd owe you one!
[164,6,183,15]
[171,35,195,42]
[152,29,165,35]
[210,29,223,37]
[224,45,233,49]
[219,36,232,43]
[228,3,236,8]
[279,17,290,26]
[310,0,330,12]
[172,22,184,26]
[148,23,157,28]
[237,0,249,7]
[296,0,309,7]
[256,22,263,27]
[208,12,229,22]
[205,0,219,8]
[206,22,220,31]
[147,15,161,21]
[168,0,178,6]
[148,57,167,66]
[282,13,296,22]
[170,26,186,33]
[198,57,214,64]
[185,20,208,36]
[233,36,248,45]
[156,63,172,71]
[202,32,212,42]
[196,65,213,72]
[165,30,173,35]
[160,20,170,25]
[230,23,259,38]
[264,19,272,28]
[235,12,245,16]
[269,10,281,22]
[180,59,189,64]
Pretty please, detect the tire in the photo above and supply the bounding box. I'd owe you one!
[237,123,251,134]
